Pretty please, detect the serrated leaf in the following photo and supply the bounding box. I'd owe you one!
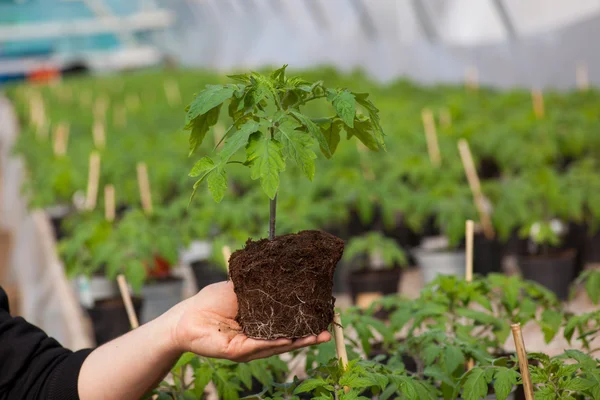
[187,105,222,155]
[331,90,356,128]
[540,309,563,343]
[354,92,385,149]
[444,345,465,375]
[194,364,213,397]
[290,110,331,157]
[207,167,227,202]
[462,368,489,400]
[339,376,376,389]
[345,118,381,151]
[392,376,418,400]
[585,271,600,303]
[187,85,235,122]
[564,349,597,369]
[563,377,594,391]
[245,132,285,199]
[174,352,196,369]
[533,385,556,400]
[493,368,518,400]
[365,372,388,390]
[423,345,441,365]
[219,120,260,163]
[237,363,253,390]
[293,378,328,394]
[189,157,216,177]
[319,119,342,158]
[275,118,316,180]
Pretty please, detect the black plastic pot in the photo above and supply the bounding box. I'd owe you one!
[348,267,402,305]
[473,234,505,276]
[519,250,577,300]
[86,297,143,345]
[368,342,417,372]
[583,229,600,264]
[190,260,229,290]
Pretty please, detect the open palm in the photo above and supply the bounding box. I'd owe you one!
[171,281,331,362]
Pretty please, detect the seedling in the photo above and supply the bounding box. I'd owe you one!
[186,65,384,236]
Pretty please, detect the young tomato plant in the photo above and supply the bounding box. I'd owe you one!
[185,65,385,239]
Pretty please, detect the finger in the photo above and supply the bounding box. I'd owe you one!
[316,331,332,344]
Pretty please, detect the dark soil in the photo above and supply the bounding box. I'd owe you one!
[228,230,344,340]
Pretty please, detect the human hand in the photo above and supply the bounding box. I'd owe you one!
[168,281,331,362]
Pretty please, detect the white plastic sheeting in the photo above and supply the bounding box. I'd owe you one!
[160,0,600,88]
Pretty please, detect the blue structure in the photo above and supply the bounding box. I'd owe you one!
[0,0,174,82]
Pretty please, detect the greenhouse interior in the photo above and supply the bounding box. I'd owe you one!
[0,1,599,399]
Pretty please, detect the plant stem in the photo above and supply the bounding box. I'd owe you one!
[269,194,277,240]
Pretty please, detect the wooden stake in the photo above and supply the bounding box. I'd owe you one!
[53,122,70,157]
[465,220,474,282]
[222,245,232,271]
[117,274,139,329]
[104,185,115,222]
[164,79,181,107]
[511,323,534,400]
[93,121,106,149]
[465,66,479,91]
[576,62,589,91]
[136,162,153,214]
[531,89,545,119]
[333,313,350,394]
[439,108,452,129]
[457,140,495,240]
[466,219,475,370]
[421,108,441,168]
[333,313,349,368]
[85,152,101,210]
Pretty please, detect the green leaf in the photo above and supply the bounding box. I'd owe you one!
[219,120,260,163]
[564,349,597,369]
[187,105,222,155]
[585,271,600,303]
[187,85,235,122]
[331,90,356,128]
[290,110,331,157]
[444,345,465,375]
[423,345,441,365]
[174,352,196,369]
[275,118,316,180]
[237,363,253,390]
[354,92,385,149]
[533,386,556,400]
[339,375,376,389]
[245,132,285,199]
[189,157,216,177]
[207,167,227,202]
[194,364,213,397]
[293,378,328,394]
[563,377,594,391]
[319,119,343,158]
[270,64,288,82]
[462,368,489,400]
[540,309,563,343]
[493,368,519,400]
[392,375,418,400]
[345,118,381,151]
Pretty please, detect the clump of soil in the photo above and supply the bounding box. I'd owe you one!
[229,230,344,339]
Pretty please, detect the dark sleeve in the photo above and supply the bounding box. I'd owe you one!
[0,286,93,400]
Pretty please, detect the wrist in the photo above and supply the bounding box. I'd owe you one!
[151,301,187,357]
